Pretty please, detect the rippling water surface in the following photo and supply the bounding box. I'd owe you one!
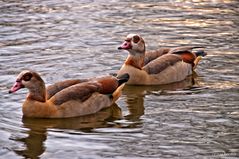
[0,0,239,158]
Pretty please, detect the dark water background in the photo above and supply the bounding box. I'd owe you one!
[0,0,238,158]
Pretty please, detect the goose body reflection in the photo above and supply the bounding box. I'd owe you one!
[123,74,196,120]
[14,104,122,158]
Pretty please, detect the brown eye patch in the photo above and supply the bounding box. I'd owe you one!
[133,35,140,43]
[23,72,33,81]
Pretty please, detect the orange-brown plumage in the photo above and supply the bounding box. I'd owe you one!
[125,56,144,70]
[179,52,196,65]
[94,76,119,94]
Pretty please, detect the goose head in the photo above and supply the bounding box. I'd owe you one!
[9,70,45,94]
[118,34,145,56]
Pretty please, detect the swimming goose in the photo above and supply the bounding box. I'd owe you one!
[117,34,206,85]
[9,70,129,118]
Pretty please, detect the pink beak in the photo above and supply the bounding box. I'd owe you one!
[118,41,132,50]
[9,81,24,93]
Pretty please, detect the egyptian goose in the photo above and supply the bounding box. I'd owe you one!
[117,34,206,85]
[9,70,129,118]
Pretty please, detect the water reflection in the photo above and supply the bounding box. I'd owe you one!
[123,73,198,120]
[13,104,122,159]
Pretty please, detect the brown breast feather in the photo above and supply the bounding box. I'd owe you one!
[143,54,182,74]
[46,79,88,100]
[144,48,170,65]
[52,81,102,106]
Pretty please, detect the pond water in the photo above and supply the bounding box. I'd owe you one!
[0,0,238,158]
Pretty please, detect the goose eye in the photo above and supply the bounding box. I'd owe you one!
[23,73,32,81]
[133,35,140,43]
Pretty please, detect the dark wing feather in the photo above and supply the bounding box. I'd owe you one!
[51,75,129,106]
[46,79,88,100]
[143,54,182,75]
[168,46,204,54]
[144,48,170,65]
[52,82,101,105]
